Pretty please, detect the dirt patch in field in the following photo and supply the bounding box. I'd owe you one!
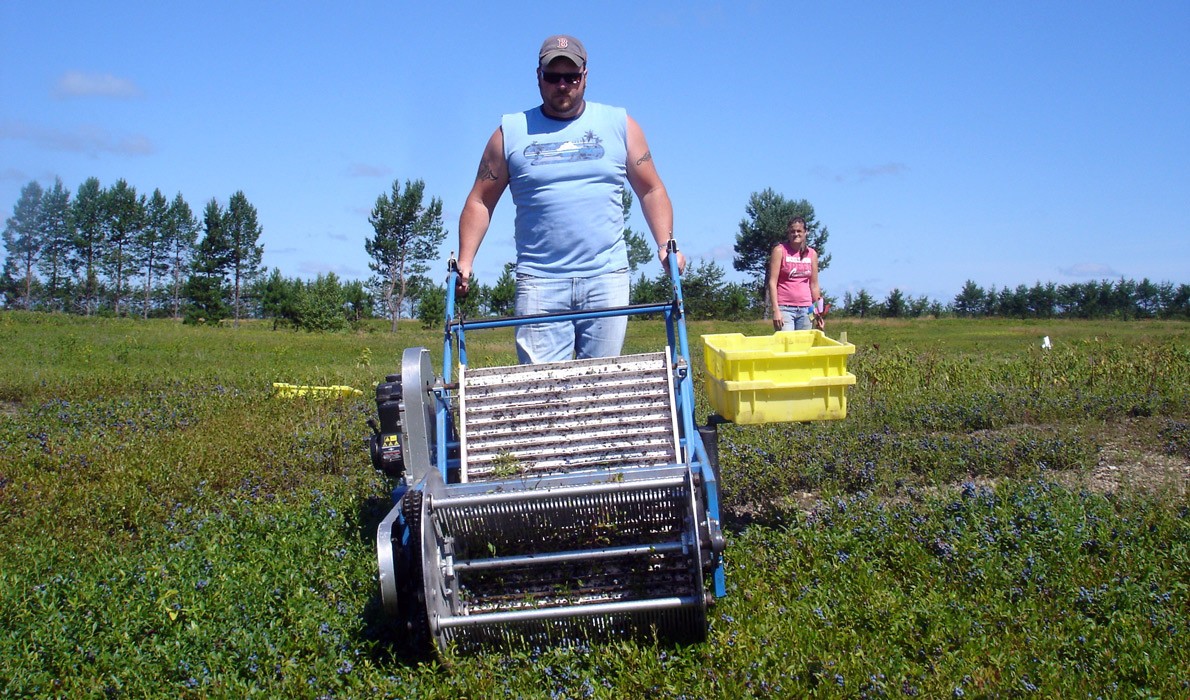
[1064,418,1189,498]
[723,417,1189,528]
[1079,450,1188,498]
[947,418,1188,500]
[0,401,21,418]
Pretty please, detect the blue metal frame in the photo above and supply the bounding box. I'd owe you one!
[433,247,725,598]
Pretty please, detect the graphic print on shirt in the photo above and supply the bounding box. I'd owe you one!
[523,130,605,165]
[786,252,812,281]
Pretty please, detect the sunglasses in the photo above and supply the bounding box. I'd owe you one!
[541,70,584,85]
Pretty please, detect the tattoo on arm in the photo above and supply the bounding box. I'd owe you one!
[477,159,499,181]
[635,151,653,166]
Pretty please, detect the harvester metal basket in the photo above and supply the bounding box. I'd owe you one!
[367,243,725,653]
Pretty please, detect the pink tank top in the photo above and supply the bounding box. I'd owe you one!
[775,243,815,306]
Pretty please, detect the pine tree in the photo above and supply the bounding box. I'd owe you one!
[165,193,199,319]
[953,280,986,317]
[102,179,144,316]
[38,178,73,312]
[224,191,264,326]
[488,264,516,316]
[851,289,875,318]
[138,189,171,318]
[882,288,907,318]
[71,177,105,315]
[257,268,301,330]
[295,272,348,332]
[184,199,231,324]
[2,180,44,309]
[366,179,446,332]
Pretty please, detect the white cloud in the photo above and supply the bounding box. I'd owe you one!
[812,162,909,184]
[856,163,909,181]
[54,71,143,99]
[690,243,737,271]
[0,120,154,157]
[1060,263,1119,278]
[347,163,392,178]
[297,260,363,279]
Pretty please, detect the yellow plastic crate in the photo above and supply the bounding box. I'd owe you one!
[701,330,856,424]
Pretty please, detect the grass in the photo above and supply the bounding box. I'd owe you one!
[0,310,1187,698]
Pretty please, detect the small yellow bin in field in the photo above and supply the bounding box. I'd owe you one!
[273,383,362,399]
[701,330,856,424]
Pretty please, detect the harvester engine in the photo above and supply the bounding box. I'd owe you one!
[367,375,405,478]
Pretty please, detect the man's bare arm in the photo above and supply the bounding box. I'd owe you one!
[457,127,509,292]
[625,116,684,273]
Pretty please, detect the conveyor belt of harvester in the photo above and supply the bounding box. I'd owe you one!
[459,352,680,480]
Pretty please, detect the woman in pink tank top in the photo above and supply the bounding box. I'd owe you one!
[766,216,823,331]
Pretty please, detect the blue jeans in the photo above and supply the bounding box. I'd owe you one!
[514,269,630,364]
[779,305,814,331]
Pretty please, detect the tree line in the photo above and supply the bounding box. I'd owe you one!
[837,278,1190,320]
[1,177,265,324]
[5,177,1186,327]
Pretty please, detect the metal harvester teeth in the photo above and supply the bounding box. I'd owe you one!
[459,352,682,480]
[423,352,708,650]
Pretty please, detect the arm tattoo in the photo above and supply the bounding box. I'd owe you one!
[635,151,653,166]
[477,159,499,181]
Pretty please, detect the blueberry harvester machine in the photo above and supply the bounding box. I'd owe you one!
[366,242,726,652]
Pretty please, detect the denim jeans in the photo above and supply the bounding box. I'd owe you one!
[514,269,630,364]
[779,305,814,331]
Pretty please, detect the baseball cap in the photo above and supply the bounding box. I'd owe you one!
[539,35,587,68]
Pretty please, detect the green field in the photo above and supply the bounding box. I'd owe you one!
[1,311,1187,698]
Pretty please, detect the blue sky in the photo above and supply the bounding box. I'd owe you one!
[3,1,1187,304]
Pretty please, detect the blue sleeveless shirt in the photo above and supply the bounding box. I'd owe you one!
[501,102,629,277]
